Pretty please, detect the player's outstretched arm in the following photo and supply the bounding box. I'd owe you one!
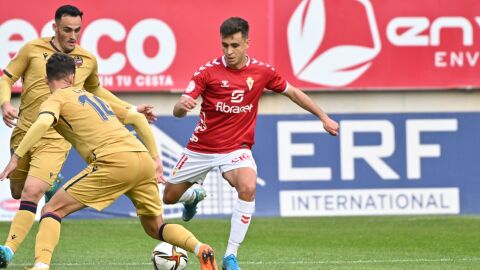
[283,85,339,136]
[173,95,197,118]
[87,85,157,123]
[0,114,54,180]
[0,76,19,128]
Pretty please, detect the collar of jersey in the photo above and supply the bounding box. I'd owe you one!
[222,55,250,70]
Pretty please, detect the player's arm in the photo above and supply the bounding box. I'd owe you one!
[173,74,205,118]
[110,102,166,183]
[173,95,197,118]
[0,113,55,180]
[0,44,31,128]
[283,85,339,136]
[0,76,18,128]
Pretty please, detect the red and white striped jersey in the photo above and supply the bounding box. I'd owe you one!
[182,56,288,153]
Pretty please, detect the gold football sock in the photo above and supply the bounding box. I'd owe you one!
[5,201,37,252]
[35,213,62,265]
[158,223,199,252]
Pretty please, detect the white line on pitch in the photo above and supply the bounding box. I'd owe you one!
[10,257,480,267]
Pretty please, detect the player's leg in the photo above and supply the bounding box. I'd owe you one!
[219,149,257,270]
[139,215,218,270]
[0,176,49,269]
[7,157,28,200]
[0,135,69,268]
[130,152,218,269]
[162,181,194,204]
[25,189,85,270]
[163,150,211,221]
[0,150,29,268]
[44,173,65,203]
[26,159,109,270]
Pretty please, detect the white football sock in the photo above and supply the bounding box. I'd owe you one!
[225,199,255,257]
[178,188,196,204]
[194,243,201,256]
[33,262,49,269]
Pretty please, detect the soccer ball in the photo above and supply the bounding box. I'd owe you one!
[151,242,188,270]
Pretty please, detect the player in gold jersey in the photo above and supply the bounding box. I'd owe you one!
[0,5,155,268]
[0,53,218,270]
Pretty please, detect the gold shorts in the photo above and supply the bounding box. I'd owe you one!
[63,151,162,217]
[9,127,71,185]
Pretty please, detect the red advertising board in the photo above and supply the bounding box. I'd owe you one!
[1,0,479,91]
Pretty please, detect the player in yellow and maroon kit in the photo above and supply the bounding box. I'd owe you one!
[0,52,218,270]
[0,5,155,268]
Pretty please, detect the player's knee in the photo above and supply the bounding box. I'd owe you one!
[21,185,46,202]
[162,196,176,205]
[11,191,21,200]
[162,192,179,205]
[237,183,256,200]
[10,183,24,199]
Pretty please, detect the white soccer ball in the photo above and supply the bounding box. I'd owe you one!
[151,242,188,270]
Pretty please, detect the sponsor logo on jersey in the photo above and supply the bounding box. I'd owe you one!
[194,112,207,133]
[231,90,244,103]
[215,102,253,114]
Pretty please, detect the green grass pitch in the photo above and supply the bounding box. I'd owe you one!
[1,216,479,269]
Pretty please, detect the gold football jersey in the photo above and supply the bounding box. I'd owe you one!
[3,37,102,138]
[39,87,147,162]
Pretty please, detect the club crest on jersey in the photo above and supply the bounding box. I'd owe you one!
[246,77,254,91]
[73,56,83,68]
[221,80,229,88]
[43,52,49,60]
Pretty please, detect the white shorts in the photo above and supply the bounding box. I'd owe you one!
[168,148,257,184]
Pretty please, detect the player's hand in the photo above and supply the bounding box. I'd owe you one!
[179,95,197,112]
[1,101,18,128]
[322,117,339,136]
[154,156,166,184]
[136,104,157,123]
[0,154,19,181]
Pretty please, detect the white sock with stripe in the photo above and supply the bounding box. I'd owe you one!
[179,188,196,204]
[225,199,255,257]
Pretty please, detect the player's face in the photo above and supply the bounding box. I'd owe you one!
[53,15,82,53]
[222,32,249,69]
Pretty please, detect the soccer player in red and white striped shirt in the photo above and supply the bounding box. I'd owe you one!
[163,17,339,270]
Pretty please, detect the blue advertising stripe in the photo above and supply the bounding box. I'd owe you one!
[56,113,480,217]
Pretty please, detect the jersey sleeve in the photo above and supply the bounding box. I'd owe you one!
[109,101,129,124]
[39,94,63,126]
[183,70,207,99]
[266,67,288,94]
[2,42,31,82]
[84,56,101,90]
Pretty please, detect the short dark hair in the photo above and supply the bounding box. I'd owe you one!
[55,5,83,22]
[46,53,76,81]
[220,17,249,38]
